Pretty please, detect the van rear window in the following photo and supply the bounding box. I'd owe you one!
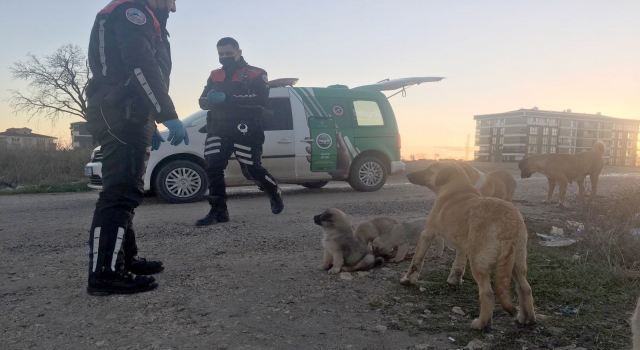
[353,101,384,126]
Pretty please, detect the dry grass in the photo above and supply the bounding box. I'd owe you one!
[576,185,640,277]
[0,143,91,190]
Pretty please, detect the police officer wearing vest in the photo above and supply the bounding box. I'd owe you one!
[196,38,284,226]
[85,0,188,295]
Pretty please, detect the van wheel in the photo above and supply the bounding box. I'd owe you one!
[154,160,207,203]
[300,181,329,189]
[348,156,387,192]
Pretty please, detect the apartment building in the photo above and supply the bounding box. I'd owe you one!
[474,108,640,167]
[70,122,93,149]
[0,128,57,150]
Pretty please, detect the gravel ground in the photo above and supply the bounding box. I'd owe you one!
[1,162,639,350]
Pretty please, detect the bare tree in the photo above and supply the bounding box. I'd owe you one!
[8,44,90,124]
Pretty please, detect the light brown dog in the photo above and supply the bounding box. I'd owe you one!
[353,217,399,244]
[518,141,605,206]
[314,208,384,274]
[457,162,517,201]
[633,298,640,350]
[400,161,535,331]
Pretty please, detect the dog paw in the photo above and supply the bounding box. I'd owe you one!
[399,274,417,285]
[317,264,329,271]
[517,311,536,325]
[542,199,553,204]
[447,276,463,286]
[328,267,341,275]
[471,318,491,332]
[389,257,405,263]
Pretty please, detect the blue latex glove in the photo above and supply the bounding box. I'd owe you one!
[162,119,190,146]
[207,89,227,104]
[151,128,165,151]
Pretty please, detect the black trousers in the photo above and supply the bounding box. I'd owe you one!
[205,121,280,206]
[85,105,155,276]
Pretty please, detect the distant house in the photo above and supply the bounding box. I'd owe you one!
[70,122,93,149]
[0,128,57,150]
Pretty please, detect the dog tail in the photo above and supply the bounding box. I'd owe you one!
[593,140,605,155]
[633,297,640,350]
[494,243,517,316]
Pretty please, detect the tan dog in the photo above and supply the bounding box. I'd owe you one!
[353,217,399,244]
[400,162,535,331]
[518,141,605,206]
[314,208,384,274]
[633,298,640,350]
[371,218,445,263]
[457,162,517,201]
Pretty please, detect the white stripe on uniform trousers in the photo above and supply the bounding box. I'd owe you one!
[99,20,107,76]
[110,228,126,271]
[207,137,221,142]
[204,149,220,156]
[92,227,101,273]
[234,144,251,151]
[238,158,254,165]
[133,68,161,113]
[235,151,252,159]
[205,142,221,149]
[265,175,277,186]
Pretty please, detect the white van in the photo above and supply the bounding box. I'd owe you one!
[85,77,443,203]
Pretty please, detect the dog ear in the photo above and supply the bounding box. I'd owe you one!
[435,167,456,186]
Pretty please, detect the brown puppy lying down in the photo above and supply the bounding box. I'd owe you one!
[371,218,435,263]
[353,217,399,244]
[518,141,605,206]
[400,161,536,331]
[456,162,517,202]
[314,208,384,274]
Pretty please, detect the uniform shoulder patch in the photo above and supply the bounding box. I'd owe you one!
[126,8,147,25]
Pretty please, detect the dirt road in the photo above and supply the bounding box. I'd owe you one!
[1,162,639,350]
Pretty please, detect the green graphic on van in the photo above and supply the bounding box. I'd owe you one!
[308,116,337,172]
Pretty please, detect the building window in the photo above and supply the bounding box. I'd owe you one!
[626,150,633,157]
[629,132,635,139]
[500,128,505,135]
[615,123,623,130]
[549,119,557,126]
[500,137,504,144]
[551,128,558,136]
[628,141,633,148]
[529,127,538,135]
[626,158,632,166]
[492,137,497,144]
[528,145,537,154]
[543,128,549,136]
[529,136,537,144]
[550,147,557,154]
[618,140,623,148]
[551,137,557,145]
[475,137,480,144]
[528,117,539,125]
[618,132,623,139]
[617,149,622,157]
[541,146,548,154]
[475,129,480,136]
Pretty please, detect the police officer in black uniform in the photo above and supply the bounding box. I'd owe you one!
[195,37,284,226]
[85,0,188,295]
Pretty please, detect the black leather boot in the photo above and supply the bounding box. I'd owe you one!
[87,270,157,296]
[195,196,230,226]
